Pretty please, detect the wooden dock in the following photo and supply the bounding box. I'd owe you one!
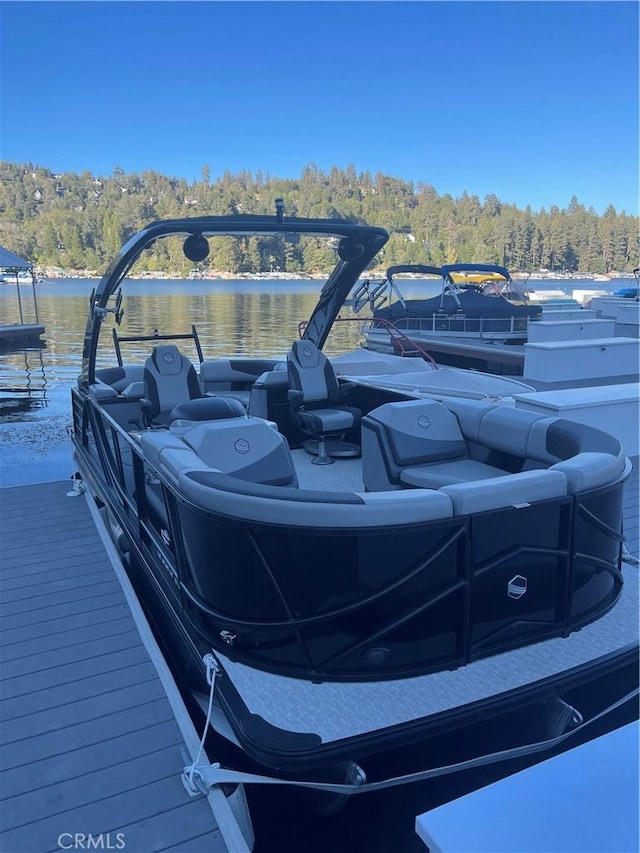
[0,480,250,853]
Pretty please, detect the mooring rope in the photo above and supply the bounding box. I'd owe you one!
[185,653,219,789]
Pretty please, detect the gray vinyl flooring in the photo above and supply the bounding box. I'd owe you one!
[0,481,227,853]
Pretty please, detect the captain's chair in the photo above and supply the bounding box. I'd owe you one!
[286,340,361,465]
[142,344,203,426]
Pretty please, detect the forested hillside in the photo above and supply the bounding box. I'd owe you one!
[0,162,637,275]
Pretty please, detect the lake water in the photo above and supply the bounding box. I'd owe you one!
[0,276,631,487]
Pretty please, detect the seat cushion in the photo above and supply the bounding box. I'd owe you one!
[439,469,567,515]
[169,396,246,424]
[297,406,360,434]
[400,459,509,489]
[550,452,628,493]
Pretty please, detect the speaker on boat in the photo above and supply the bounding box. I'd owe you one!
[183,234,210,262]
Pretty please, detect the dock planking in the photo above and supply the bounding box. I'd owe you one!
[0,480,236,853]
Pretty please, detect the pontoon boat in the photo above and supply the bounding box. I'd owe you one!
[71,208,638,803]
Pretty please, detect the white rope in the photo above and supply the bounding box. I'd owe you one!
[65,424,85,497]
[187,685,639,796]
[622,545,640,567]
[185,653,218,789]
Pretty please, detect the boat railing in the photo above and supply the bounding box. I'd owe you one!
[298,316,439,368]
[111,324,204,367]
[369,313,531,340]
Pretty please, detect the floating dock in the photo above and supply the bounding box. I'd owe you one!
[0,480,251,853]
[416,720,639,853]
[0,324,45,350]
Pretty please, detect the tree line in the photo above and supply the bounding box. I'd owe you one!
[0,161,637,275]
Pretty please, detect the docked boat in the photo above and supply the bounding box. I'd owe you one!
[71,209,638,804]
[614,268,639,300]
[363,263,542,362]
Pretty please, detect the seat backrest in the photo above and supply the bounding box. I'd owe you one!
[143,345,202,423]
[361,400,467,490]
[366,400,466,466]
[183,417,298,486]
[287,340,340,407]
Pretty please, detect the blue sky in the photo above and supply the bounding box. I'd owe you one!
[1,1,638,214]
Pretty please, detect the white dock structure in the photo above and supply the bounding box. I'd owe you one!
[0,480,252,853]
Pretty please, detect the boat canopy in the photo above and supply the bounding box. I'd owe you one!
[0,246,33,270]
[387,264,442,281]
[442,263,511,281]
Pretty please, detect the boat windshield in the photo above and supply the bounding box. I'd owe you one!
[443,264,530,304]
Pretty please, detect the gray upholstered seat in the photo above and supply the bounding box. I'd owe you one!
[362,399,508,491]
[143,344,203,426]
[400,459,508,489]
[168,395,246,425]
[287,340,361,465]
[141,416,298,487]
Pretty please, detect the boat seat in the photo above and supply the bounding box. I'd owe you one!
[363,398,630,497]
[287,339,361,464]
[142,416,298,487]
[142,344,204,426]
[440,469,567,515]
[399,459,509,489]
[182,417,298,486]
[95,364,145,394]
[168,395,247,425]
[445,400,629,492]
[361,399,508,491]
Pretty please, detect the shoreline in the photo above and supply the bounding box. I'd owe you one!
[34,270,638,282]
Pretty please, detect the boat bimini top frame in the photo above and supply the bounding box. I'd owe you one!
[80,208,388,387]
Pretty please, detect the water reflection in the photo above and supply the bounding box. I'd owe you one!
[0,348,48,414]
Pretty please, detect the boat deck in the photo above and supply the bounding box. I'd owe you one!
[0,481,247,853]
[365,326,639,381]
[366,332,528,374]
